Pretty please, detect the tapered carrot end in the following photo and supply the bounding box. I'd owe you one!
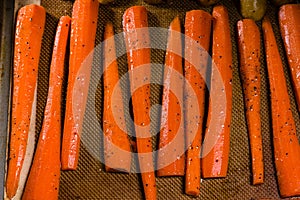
[170,16,181,31]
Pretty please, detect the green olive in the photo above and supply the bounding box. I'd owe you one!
[240,0,267,21]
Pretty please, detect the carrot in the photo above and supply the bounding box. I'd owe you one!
[262,17,300,198]
[156,16,185,177]
[103,22,131,173]
[184,10,212,196]
[61,0,99,170]
[5,5,46,199]
[237,19,264,185]
[123,6,156,200]
[22,16,71,200]
[201,5,232,178]
[278,4,300,112]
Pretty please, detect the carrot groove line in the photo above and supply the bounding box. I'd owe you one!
[6,5,46,199]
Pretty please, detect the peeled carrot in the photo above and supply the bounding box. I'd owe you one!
[278,4,300,111]
[262,17,300,198]
[237,19,264,185]
[156,16,185,177]
[184,10,212,196]
[201,5,232,178]
[22,16,71,200]
[123,6,156,200]
[61,0,99,170]
[5,5,46,199]
[103,22,131,173]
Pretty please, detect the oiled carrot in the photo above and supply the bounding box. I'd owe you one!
[262,17,300,198]
[61,0,99,170]
[201,5,232,178]
[237,19,264,185]
[123,6,156,200]
[156,16,185,177]
[278,4,300,111]
[103,22,131,173]
[5,5,46,199]
[22,16,71,200]
[184,10,212,196]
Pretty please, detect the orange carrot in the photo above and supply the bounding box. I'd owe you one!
[103,22,131,173]
[278,4,300,112]
[237,19,264,185]
[5,5,46,199]
[61,0,99,170]
[123,6,156,200]
[262,17,300,198]
[156,16,185,177]
[184,10,212,196]
[22,16,71,200]
[201,5,232,178]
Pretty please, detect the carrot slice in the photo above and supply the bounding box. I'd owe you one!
[237,19,264,185]
[22,16,71,200]
[278,4,300,111]
[201,5,232,178]
[262,17,300,198]
[184,10,212,196]
[61,0,99,170]
[103,22,131,173]
[123,6,156,200]
[156,16,185,177]
[5,5,46,199]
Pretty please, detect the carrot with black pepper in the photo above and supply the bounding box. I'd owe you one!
[61,0,99,170]
[262,17,300,198]
[123,6,156,200]
[5,5,46,199]
[103,22,131,173]
[22,16,71,200]
[237,19,264,185]
[156,16,185,177]
[184,10,212,196]
[278,4,300,112]
[201,5,232,178]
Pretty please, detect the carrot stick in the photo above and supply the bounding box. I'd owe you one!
[201,5,232,178]
[156,16,185,177]
[184,10,212,196]
[262,17,300,198]
[123,6,156,200]
[103,22,131,173]
[5,5,46,199]
[22,16,71,200]
[237,19,264,185]
[278,4,300,112]
[61,0,99,170]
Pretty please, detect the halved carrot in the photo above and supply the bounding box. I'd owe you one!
[5,5,46,199]
[123,6,156,200]
[201,5,232,178]
[278,4,300,112]
[237,19,264,185]
[184,10,212,196]
[103,22,131,173]
[156,16,185,177]
[61,0,99,170]
[262,17,300,198]
[22,16,71,200]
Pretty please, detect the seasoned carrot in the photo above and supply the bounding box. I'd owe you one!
[156,16,185,177]
[262,17,300,198]
[5,5,46,199]
[103,22,131,173]
[61,0,99,170]
[184,10,212,196]
[123,6,156,200]
[278,4,300,111]
[201,5,232,178]
[237,19,264,185]
[22,16,71,200]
